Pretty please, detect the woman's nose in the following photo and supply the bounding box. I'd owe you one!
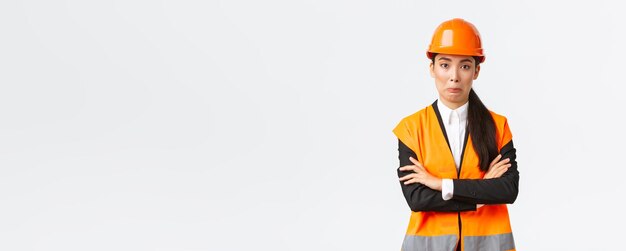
[449,70,460,82]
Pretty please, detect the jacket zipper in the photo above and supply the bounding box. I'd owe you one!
[457,129,469,251]
[457,176,462,250]
[457,159,463,251]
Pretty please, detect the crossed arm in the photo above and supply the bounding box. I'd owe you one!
[397,139,519,212]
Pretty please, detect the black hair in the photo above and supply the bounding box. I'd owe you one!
[430,53,497,171]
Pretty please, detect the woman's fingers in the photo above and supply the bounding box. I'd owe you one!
[404,157,427,174]
[491,168,507,179]
[409,156,424,168]
[399,165,417,172]
[402,176,424,185]
[409,157,428,174]
[486,156,505,176]
[399,165,411,171]
[489,154,502,168]
[399,173,416,181]
[399,173,423,185]
[491,158,510,170]
[403,178,420,185]
[485,168,498,179]
[493,164,511,178]
[400,158,429,185]
[484,163,511,179]
[400,164,426,177]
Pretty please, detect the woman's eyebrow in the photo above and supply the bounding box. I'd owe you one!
[437,57,474,64]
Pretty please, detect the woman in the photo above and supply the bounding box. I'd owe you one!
[392,18,519,251]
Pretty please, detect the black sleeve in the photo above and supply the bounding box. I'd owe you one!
[452,140,520,204]
[397,139,476,212]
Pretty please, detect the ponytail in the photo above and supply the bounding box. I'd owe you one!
[467,88,498,171]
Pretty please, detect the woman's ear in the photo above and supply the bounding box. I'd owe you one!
[473,65,481,80]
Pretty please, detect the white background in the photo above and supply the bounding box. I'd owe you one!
[1,0,625,250]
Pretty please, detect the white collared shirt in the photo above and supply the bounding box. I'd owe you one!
[437,99,468,201]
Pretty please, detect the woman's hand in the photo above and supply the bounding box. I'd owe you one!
[477,154,511,208]
[398,156,442,191]
[483,154,511,179]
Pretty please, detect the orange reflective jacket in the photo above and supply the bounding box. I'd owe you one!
[393,101,517,251]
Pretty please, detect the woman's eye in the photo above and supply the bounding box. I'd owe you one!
[462,65,471,70]
[440,63,448,68]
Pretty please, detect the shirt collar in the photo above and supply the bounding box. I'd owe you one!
[437,99,469,124]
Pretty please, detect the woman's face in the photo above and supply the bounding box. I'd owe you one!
[430,54,480,107]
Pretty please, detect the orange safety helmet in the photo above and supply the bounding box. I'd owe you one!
[427,18,485,63]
